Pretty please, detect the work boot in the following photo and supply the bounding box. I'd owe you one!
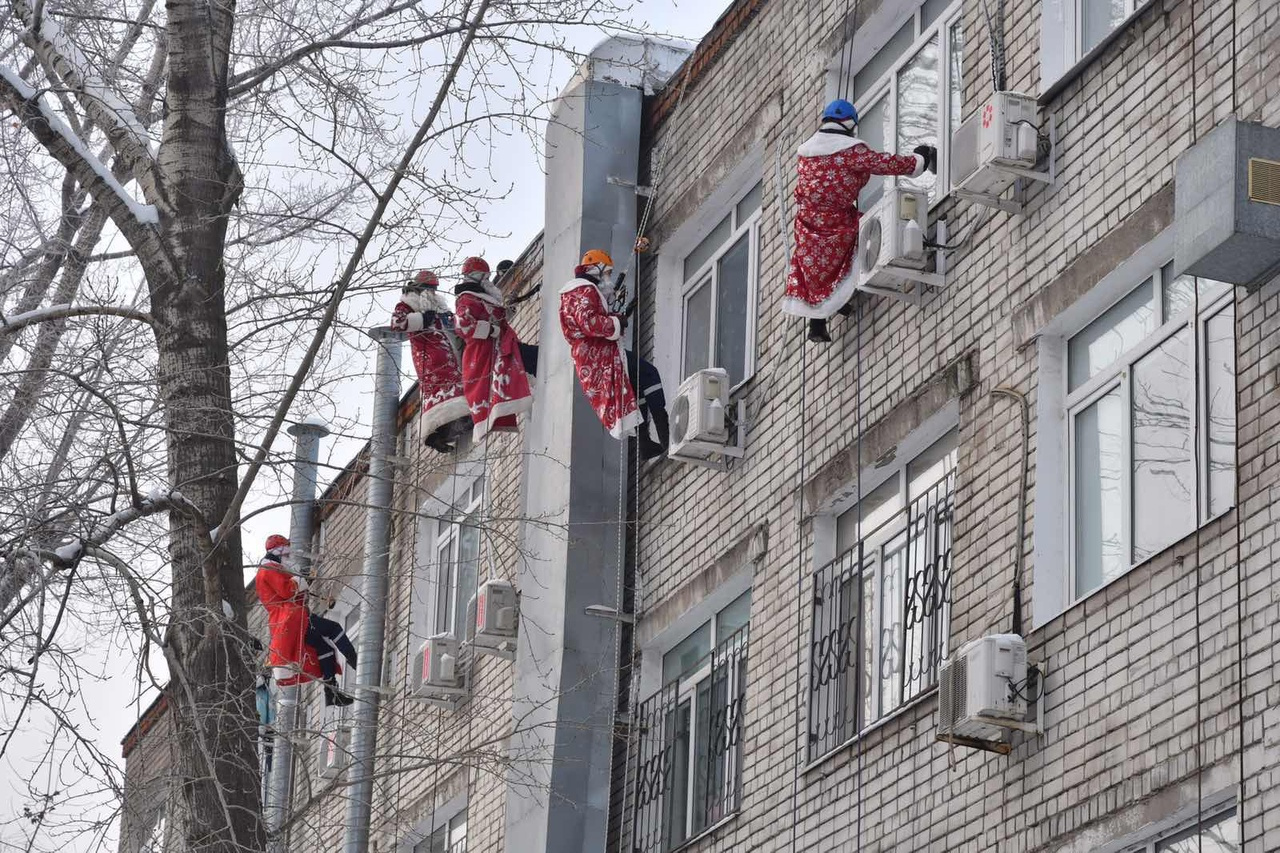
[324,679,354,707]
[424,428,455,454]
[838,302,855,317]
[808,318,832,343]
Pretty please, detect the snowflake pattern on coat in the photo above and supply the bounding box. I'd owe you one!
[783,137,923,319]
[255,558,322,686]
[559,280,643,439]
[454,291,533,441]
[390,301,469,437]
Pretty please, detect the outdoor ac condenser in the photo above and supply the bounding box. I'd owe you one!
[471,579,518,659]
[668,368,731,461]
[950,91,1040,198]
[937,634,1028,742]
[316,724,351,778]
[410,634,465,699]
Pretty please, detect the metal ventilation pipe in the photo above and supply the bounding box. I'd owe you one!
[343,327,404,853]
[265,417,331,852]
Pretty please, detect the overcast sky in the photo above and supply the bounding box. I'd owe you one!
[1,3,728,850]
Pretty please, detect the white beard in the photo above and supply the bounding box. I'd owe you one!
[401,290,426,311]
[402,290,449,313]
[480,278,503,301]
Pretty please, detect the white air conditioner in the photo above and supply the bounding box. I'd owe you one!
[470,579,518,659]
[316,725,351,778]
[854,186,942,302]
[410,633,465,699]
[669,368,731,461]
[937,634,1028,742]
[950,91,1042,200]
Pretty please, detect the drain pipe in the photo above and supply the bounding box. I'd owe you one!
[265,417,331,852]
[990,387,1029,636]
[343,327,404,853]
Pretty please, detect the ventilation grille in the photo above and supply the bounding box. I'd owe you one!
[1248,157,1280,206]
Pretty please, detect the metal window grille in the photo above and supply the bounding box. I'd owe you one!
[808,473,953,762]
[631,626,748,853]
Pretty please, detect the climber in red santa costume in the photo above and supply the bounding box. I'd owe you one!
[453,257,534,441]
[783,98,937,343]
[255,535,322,688]
[390,269,470,454]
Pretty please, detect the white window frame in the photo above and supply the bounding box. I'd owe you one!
[832,0,963,209]
[654,151,764,404]
[1064,264,1233,602]
[1032,227,1237,626]
[412,466,486,644]
[677,183,762,392]
[1119,805,1238,853]
[402,801,468,853]
[1041,0,1156,94]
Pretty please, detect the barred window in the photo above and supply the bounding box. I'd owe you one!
[808,431,955,762]
[631,594,749,852]
[411,809,467,853]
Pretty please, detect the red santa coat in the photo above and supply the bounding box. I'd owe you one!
[255,558,322,686]
[559,279,643,439]
[389,299,468,438]
[454,289,533,441]
[782,133,926,319]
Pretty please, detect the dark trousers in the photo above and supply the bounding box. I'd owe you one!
[520,343,539,377]
[624,350,665,411]
[306,612,357,681]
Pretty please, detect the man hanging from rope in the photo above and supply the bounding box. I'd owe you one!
[390,270,471,454]
[454,257,535,441]
[255,535,358,707]
[559,249,669,460]
[783,99,938,343]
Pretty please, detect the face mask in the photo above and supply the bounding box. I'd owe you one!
[600,268,614,288]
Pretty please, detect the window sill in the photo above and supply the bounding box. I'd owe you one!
[671,812,738,852]
[1039,0,1157,106]
[803,686,938,774]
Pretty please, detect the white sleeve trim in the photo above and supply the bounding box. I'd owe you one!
[608,315,622,341]
[474,319,492,339]
[910,153,926,178]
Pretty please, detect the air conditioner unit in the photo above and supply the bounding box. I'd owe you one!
[316,725,351,778]
[937,634,1028,743]
[669,368,731,461]
[410,633,465,699]
[854,186,942,302]
[950,91,1044,205]
[469,579,518,659]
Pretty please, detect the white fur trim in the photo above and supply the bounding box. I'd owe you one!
[417,395,470,439]
[473,319,492,339]
[557,277,598,296]
[472,397,533,442]
[403,312,426,333]
[608,315,622,341]
[781,265,860,319]
[797,132,865,157]
[910,153,926,178]
[609,407,645,440]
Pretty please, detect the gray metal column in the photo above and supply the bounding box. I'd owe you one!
[505,36,688,853]
[343,327,404,853]
[265,417,330,852]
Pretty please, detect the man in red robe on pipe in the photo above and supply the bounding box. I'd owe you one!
[783,98,937,343]
[453,257,535,441]
[255,535,356,706]
[560,249,669,460]
[390,269,471,454]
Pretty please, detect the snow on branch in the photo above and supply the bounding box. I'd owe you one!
[0,303,155,336]
[40,490,203,569]
[14,0,157,179]
[0,63,163,252]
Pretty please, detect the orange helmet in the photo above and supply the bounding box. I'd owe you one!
[580,249,613,268]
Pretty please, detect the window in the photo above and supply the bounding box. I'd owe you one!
[1067,265,1234,600]
[412,810,467,853]
[1041,0,1154,91]
[808,430,955,762]
[838,1,963,208]
[1123,806,1238,852]
[429,475,484,638]
[632,593,750,852]
[680,182,761,388]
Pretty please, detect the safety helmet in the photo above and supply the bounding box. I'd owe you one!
[820,98,858,126]
[265,534,290,555]
[407,269,439,290]
[461,257,490,279]
[580,249,614,269]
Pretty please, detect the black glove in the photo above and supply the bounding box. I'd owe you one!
[421,309,437,326]
[913,144,938,175]
[615,313,629,337]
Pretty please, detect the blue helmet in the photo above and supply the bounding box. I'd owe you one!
[821,99,858,125]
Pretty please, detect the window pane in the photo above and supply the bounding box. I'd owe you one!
[716,232,752,385]
[948,20,964,142]
[663,622,711,683]
[876,537,907,718]
[1132,329,1195,562]
[860,567,875,727]
[1074,388,1125,597]
[896,35,940,198]
[1068,281,1156,391]
[1206,305,1236,516]
[692,678,712,835]
[682,278,713,379]
[664,702,692,849]
[716,590,751,640]
[921,0,953,28]
[735,181,762,226]
[1081,0,1126,53]
[436,536,454,632]
[907,428,958,498]
[836,475,902,553]
[1162,267,1234,320]
[857,96,890,209]
[455,520,480,635]
[853,21,915,100]
[1157,808,1240,852]
[684,214,731,282]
